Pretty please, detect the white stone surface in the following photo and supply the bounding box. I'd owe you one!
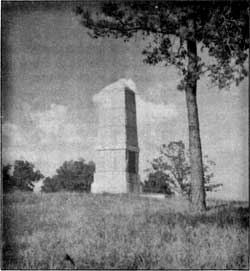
[92,172,127,193]
[93,79,140,193]
[93,78,137,105]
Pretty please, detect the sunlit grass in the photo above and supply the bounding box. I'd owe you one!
[2,191,249,269]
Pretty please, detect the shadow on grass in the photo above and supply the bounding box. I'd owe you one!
[147,204,249,229]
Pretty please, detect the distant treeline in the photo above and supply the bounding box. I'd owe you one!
[3,141,222,196]
[2,159,95,193]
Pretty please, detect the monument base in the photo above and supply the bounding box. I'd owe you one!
[92,172,127,193]
[92,172,141,193]
[127,173,141,193]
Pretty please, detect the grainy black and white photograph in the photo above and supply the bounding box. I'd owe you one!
[1,0,249,269]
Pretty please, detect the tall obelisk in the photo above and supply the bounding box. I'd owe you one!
[92,79,140,193]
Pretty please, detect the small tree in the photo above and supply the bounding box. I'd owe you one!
[42,159,95,192]
[203,155,222,192]
[145,141,222,198]
[12,160,44,192]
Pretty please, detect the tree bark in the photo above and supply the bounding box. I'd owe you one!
[185,22,206,212]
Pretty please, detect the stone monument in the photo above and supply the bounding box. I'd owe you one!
[92,79,140,193]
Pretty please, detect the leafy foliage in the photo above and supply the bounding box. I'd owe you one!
[144,141,222,197]
[41,177,62,193]
[41,159,95,193]
[2,164,15,193]
[143,171,173,195]
[2,161,44,192]
[75,1,249,89]
[12,160,44,192]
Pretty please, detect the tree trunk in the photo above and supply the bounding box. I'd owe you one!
[185,26,206,212]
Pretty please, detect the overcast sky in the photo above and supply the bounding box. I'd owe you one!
[2,2,248,200]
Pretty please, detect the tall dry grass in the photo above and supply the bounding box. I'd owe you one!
[2,191,249,269]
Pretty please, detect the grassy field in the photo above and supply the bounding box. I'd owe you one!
[2,191,249,269]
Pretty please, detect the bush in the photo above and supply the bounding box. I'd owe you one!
[41,159,95,193]
[2,161,44,193]
[142,171,173,195]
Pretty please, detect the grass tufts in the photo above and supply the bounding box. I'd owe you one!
[2,191,249,269]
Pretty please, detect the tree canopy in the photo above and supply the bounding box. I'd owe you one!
[76,1,249,89]
[13,160,44,191]
[2,160,44,192]
[144,141,222,197]
[41,159,95,192]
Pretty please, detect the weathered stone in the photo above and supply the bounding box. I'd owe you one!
[92,79,140,193]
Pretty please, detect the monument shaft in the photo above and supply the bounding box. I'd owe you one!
[92,79,140,193]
